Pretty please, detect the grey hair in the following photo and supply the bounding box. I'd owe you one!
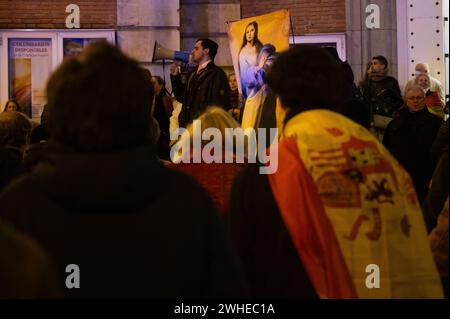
[405,85,426,97]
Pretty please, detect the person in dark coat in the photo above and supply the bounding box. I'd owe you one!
[171,38,230,128]
[422,147,449,233]
[0,112,32,192]
[0,42,247,298]
[383,86,444,204]
[0,220,61,298]
[230,163,318,298]
[359,56,403,118]
[152,76,173,160]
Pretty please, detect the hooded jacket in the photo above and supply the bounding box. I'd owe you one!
[0,142,247,298]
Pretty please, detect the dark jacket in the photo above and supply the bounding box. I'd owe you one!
[383,107,444,203]
[422,148,449,233]
[0,220,61,298]
[359,76,403,118]
[0,146,25,193]
[0,142,247,298]
[229,163,317,298]
[171,62,230,127]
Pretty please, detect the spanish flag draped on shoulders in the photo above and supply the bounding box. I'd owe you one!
[268,108,443,298]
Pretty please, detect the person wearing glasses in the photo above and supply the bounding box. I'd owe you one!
[383,86,444,203]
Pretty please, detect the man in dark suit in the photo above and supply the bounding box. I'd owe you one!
[171,38,230,128]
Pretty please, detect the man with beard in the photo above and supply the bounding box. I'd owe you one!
[359,55,403,139]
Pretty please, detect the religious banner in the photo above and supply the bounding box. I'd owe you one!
[227,10,290,129]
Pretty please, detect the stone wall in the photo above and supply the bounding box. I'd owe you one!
[240,0,346,34]
[0,0,116,29]
[117,0,180,90]
[180,0,240,74]
[346,0,398,83]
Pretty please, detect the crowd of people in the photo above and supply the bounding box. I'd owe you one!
[0,39,448,298]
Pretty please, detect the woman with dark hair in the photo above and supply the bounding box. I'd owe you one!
[238,21,264,100]
[3,99,21,113]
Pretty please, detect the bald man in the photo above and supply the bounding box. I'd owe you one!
[404,63,445,117]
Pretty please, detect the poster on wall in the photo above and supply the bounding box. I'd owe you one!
[8,38,52,119]
[63,37,106,59]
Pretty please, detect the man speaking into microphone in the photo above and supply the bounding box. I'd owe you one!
[170,38,230,128]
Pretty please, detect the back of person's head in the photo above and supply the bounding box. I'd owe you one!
[46,41,154,153]
[267,45,346,115]
[186,106,239,145]
[197,106,239,130]
[323,47,354,84]
[0,111,32,148]
[197,38,218,60]
[324,47,341,63]
[3,99,21,113]
[372,55,388,68]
